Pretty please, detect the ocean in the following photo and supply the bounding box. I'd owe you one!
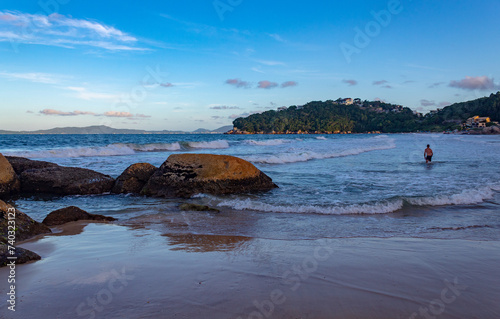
[1,133,499,242]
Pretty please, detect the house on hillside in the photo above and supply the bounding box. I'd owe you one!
[464,116,491,129]
[339,98,353,105]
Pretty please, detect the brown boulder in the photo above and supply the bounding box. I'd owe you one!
[5,156,59,175]
[0,154,20,198]
[0,199,51,244]
[112,163,157,194]
[20,166,115,195]
[42,206,116,226]
[1,243,41,266]
[142,154,278,198]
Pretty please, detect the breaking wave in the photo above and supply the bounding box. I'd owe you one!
[246,137,396,164]
[4,140,229,158]
[244,139,290,146]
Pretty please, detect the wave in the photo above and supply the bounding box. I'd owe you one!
[406,186,497,206]
[429,225,493,231]
[4,140,227,158]
[244,139,290,146]
[246,137,397,164]
[187,140,229,149]
[207,183,500,216]
[215,198,404,215]
[316,136,327,140]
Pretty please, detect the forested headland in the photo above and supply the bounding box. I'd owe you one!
[230,92,500,134]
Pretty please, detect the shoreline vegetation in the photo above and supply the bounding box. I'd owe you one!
[229,92,500,135]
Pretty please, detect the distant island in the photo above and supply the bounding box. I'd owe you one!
[0,125,233,135]
[229,92,500,134]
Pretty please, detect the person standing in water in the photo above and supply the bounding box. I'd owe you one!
[424,144,433,163]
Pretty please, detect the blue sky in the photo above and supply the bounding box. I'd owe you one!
[1,0,499,131]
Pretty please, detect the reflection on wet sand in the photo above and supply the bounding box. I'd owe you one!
[161,233,253,252]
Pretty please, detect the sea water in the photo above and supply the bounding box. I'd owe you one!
[1,133,499,241]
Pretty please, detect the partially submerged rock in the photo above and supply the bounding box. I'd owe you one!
[5,156,59,175]
[0,200,51,243]
[112,163,157,194]
[0,154,20,198]
[0,199,51,267]
[179,203,220,213]
[0,243,41,267]
[142,153,278,198]
[42,206,116,226]
[20,166,115,196]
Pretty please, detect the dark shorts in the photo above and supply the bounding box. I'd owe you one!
[426,155,432,161]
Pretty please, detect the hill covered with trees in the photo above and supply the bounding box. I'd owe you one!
[231,92,500,134]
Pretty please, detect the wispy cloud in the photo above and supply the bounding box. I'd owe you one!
[343,79,358,86]
[225,78,251,88]
[0,71,66,84]
[267,33,286,43]
[0,11,148,51]
[429,82,445,88]
[210,105,241,110]
[373,80,388,86]
[281,81,298,88]
[420,99,435,107]
[65,86,119,101]
[39,108,150,119]
[258,81,279,89]
[39,109,95,116]
[449,76,500,91]
[256,59,285,66]
[160,82,174,88]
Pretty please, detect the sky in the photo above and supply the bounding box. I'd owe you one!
[1,0,500,131]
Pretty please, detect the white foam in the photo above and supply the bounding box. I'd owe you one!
[216,198,404,215]
[316,136,327,140]
[5,142,182,158]
[245,139,289,146]
[406,185,498,206]
[247,137,396,164]
[188,140,229,149]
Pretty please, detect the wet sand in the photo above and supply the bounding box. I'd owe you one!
[1,222,499,319]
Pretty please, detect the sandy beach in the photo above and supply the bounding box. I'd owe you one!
[1,216,499,319]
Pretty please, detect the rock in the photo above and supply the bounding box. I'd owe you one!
[0,154,20,198]
[42,206,116,226]
[5,156,59,175]
[20,166,115,195]
[179,203,220,213]
[112,163,157,194]
[1,243,41,267]
[142,154,278,198]
[0,199,51,244]
[482,126,500,134]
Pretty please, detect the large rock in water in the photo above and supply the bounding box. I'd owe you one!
[0,154,21,198]
[112,163,157,194]
[142,154,278,198]
[5,156,59,175]
[18,165,114,196]
[0,199,51,266]
[42,206,116,226]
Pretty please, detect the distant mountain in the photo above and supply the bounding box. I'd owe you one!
[0,125,231,135]
[211,125,233,133]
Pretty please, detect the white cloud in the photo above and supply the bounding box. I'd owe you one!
[0,11,148,51]
[0,71,65,84]
[65,86,119,100]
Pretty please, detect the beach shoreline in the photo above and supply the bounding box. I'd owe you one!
[1,218,499,319]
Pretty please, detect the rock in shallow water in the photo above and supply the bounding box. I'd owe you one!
[42,206,116,226]
[0,199,51,267]
[0,154,21,198]
[112,163,157,194]
[142,153,278,198]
